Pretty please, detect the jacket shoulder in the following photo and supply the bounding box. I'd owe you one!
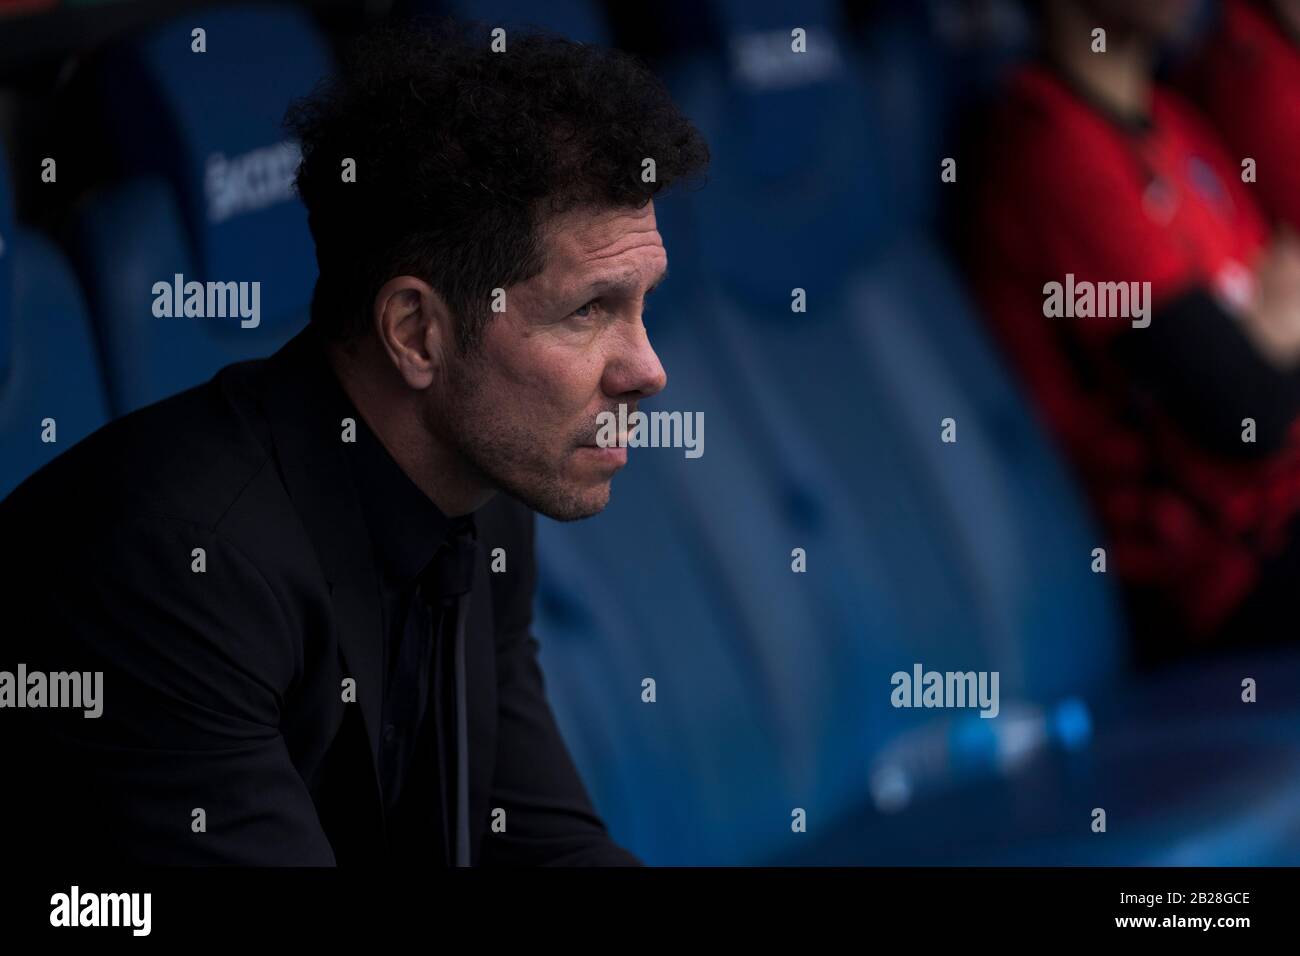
[0,358,273,540]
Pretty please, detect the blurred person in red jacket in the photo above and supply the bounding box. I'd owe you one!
[1182,0,1300,232]
[962,0,1300,666]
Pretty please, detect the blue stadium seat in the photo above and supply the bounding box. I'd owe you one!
[534,464,798,865]
[0,143,12,380]
[551,0,1135,863]
[855,4,952,228]
[665,0,1129,684]
[846,0,1035,226]
[659,0,893,309]
[65,5,332,414]
[657,0,998,656]
[0,146,111,499]
[648,0,1300,867]
[846,234,1127,699]
[786,645,1300,865]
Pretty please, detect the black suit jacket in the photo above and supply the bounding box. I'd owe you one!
[0,325,641,866]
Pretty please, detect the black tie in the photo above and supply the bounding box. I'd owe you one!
[419,517,477,866]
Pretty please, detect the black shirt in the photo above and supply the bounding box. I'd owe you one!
[338,394,476,862]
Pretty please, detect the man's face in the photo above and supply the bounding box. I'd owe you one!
[432,201,669,521]
[1080,0,1196,41]
[1273,0,1300,38]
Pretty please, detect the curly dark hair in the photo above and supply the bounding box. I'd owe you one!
[283,17,710,351]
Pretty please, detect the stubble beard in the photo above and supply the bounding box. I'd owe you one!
[432,350,610,522]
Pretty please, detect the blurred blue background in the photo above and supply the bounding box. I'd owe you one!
[2,0,1298,866]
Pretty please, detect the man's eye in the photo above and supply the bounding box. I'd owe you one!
[571,300,599,319]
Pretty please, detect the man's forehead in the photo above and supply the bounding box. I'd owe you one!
[545,202,660,260]
[532,203,665,293]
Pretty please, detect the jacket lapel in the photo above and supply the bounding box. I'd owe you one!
[256,326,386,792]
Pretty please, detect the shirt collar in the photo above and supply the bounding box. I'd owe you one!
[321,359,463,589]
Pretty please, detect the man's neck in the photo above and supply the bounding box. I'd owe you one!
[1267,0,1300,50]
[325,340,494,518]
[1045,8,1155,123]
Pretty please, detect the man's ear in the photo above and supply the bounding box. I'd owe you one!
[372,275,454,389]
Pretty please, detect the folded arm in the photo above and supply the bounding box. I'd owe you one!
[2,513,336,865]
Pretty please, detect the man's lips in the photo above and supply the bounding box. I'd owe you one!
[576,443,628,466]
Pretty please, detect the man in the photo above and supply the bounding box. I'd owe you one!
[962,0,1300,665]
[1184,0,1300,232]
[0,21,708,864]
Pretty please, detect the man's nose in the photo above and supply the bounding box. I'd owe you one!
[606,327,668,400]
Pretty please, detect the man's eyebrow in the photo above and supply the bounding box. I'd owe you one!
[578,265,669,300]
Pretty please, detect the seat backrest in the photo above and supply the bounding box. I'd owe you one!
[67,5,334,413]
[656,0,893,311]
[847,234,1128,698]
[0,138,111,499]
[663,0,1126,696]
[0,143,13,381]
[98,5,329,327]
[0,223,111,501]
